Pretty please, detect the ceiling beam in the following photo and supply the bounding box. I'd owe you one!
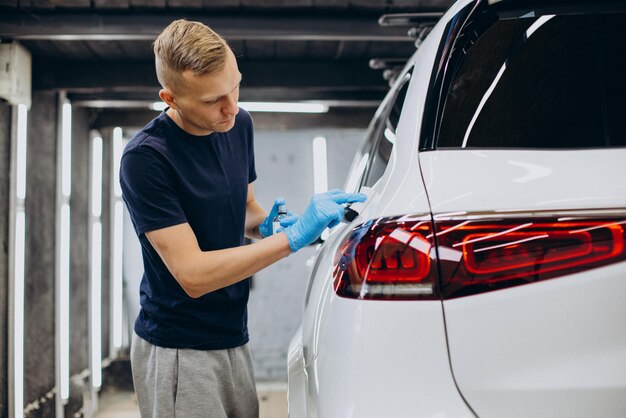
[0,11,419,41]
[33,60,388,93]
[68,88,387,104]
[89,107,376,129]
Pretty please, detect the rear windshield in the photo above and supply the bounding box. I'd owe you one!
[436,11,626,149]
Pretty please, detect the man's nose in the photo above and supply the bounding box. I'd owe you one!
[223,93,239,116]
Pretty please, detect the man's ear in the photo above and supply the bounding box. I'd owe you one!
[159,89,177,110]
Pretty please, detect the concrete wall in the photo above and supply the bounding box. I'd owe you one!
[1,100,164,415]
[67,106,93,415]
[248,128,363,382]
[69,107,90,377]
[24,91,58,418]
[122,127,364,382]
[20,96,92,417]
[101,128,112,361]
[0,102,12,418]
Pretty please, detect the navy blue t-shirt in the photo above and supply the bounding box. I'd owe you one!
[120,109,256,349]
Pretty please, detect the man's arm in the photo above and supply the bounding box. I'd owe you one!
[244,183,266,240]
[146,188,367,299]
[146,223,291,298]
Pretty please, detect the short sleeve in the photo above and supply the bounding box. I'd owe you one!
[248,137,257,183]
[245,111,257,183]
[120,148,187,235]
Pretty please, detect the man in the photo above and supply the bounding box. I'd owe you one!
[120,19,366,418]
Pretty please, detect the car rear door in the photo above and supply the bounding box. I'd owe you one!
[419,3,626,417]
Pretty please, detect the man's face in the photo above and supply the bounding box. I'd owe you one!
[167,49,241,136]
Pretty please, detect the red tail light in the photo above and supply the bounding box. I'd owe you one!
[333,216,439,300]
[333,213,626,300]
[435,216,626,298]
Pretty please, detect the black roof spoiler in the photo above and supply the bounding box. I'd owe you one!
[486,0,626,15]
[378,12,444,27]
[378,12,445,48]
[370,12,447,84]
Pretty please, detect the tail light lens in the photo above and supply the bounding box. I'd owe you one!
[333,216,439,300]
[435,216,626,298]
[333,213,626,300]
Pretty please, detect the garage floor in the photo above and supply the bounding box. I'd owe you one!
[94,384,288,418]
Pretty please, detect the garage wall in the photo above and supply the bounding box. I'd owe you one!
[69,108,90,378]
[18,95,93,417]
[24,91,58,418]
[0,102,12,418]
[101,128,112,362]
[67,107,94,415]
[248,128,363,382]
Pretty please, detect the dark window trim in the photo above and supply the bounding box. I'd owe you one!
[489,0,626,19]
[419,1,479,150]
[359,66,414,190]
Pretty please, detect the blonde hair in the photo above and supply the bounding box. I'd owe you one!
[153,19,229,91]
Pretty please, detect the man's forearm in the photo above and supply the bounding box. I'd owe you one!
[178,232,291,298]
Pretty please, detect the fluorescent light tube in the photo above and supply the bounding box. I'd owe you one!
[90,221,103,388]
[151,101,167,111]
[153,101,329,113]
[62,103,72,197]
[13,211,25,418]
[113,128,123,198]
[10,104,28,418]
[16,105,28,200]
[239,102,329,113]
[59,203,71,400]
[112,201,124,349]
[91,136,103,218]
[312,136,328,194]
[111,127,125,350]
[313,136,329,240]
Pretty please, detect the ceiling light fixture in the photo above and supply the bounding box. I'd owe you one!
[240,102,329,113]
[151,101,329,113]
[151,101,167,111]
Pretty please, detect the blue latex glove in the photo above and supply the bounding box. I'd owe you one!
[275,214,299,233]
[283,189,367,252]
[259,197,286,238]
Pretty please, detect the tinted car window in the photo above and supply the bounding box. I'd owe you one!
[437,13,626,149]
[363,71,412,188]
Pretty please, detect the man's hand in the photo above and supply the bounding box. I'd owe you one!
[259,197,284,238]
[259,197,300,237]
[283,189,367,252]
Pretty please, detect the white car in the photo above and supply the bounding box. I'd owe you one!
[287,0,626,417]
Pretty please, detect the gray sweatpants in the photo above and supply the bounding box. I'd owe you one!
[131,333,259,418]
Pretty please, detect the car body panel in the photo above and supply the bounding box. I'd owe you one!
[442,262,626,418]
[313,299,473,418]
[419,149,626,214]
[288,326,308,417]
[421,149,626,417]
